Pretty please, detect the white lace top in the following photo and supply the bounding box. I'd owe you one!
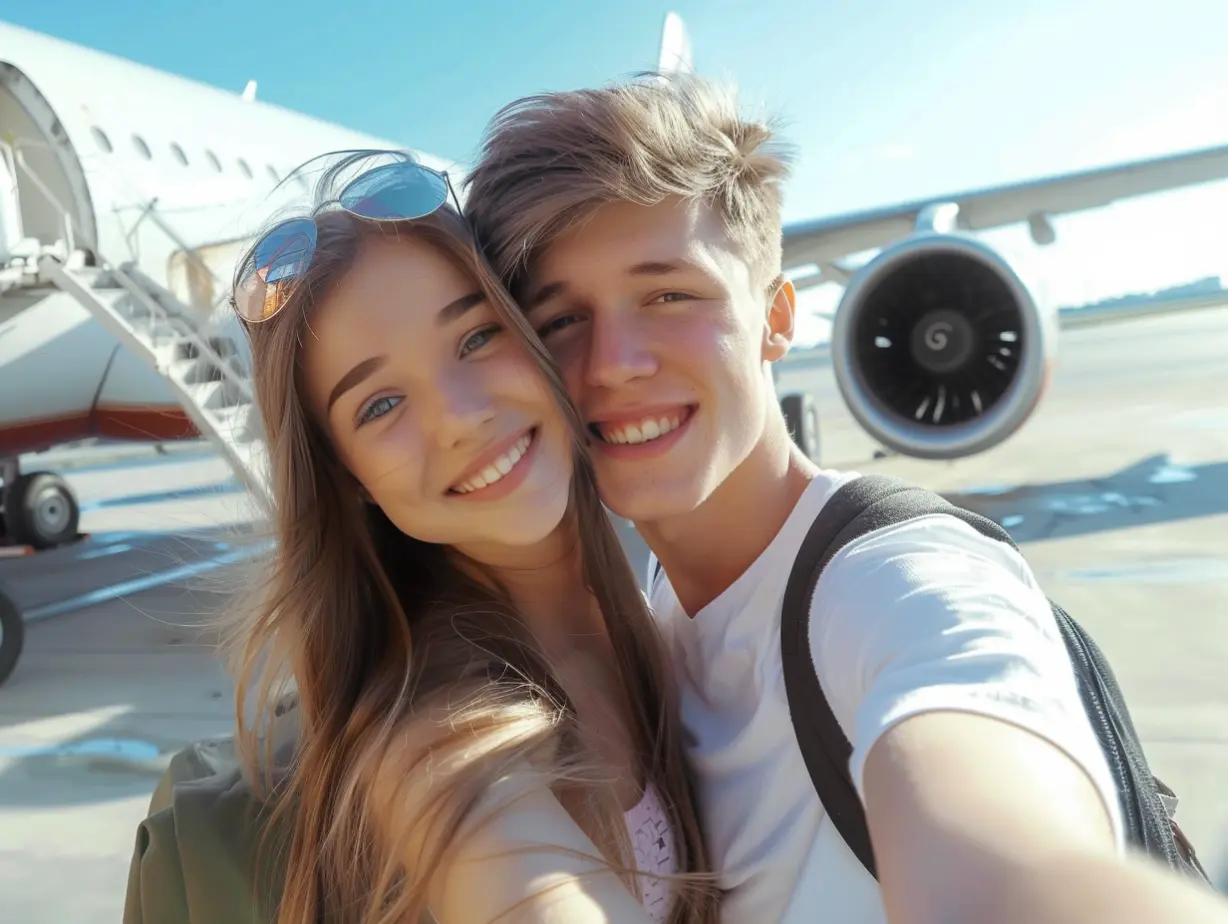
[623,784,678,921]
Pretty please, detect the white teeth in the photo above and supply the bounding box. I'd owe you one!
[453,432,532,495]
[599,413,684,446]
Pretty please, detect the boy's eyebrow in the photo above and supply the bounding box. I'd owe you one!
[527,257,710,311]
[627,258,708,276]
[527,280,566,312]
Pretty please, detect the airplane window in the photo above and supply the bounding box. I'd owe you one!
[171,143,189,166]
[205,150,222,172]
[90,127,112,154]
[237,157,253,179]
[132,134,152,160]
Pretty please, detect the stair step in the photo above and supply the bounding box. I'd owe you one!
[146,320,185,341]
[187,378,248,411]
[167,356,205,381]
[89,286,133,312]
[48,264,104,288]
[160,335,241,364]
[174,357,233,386]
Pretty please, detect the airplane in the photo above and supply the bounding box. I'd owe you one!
[1,12,1227,556]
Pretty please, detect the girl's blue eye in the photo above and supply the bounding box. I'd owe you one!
[358,395,401,426]
[461,325,501,356]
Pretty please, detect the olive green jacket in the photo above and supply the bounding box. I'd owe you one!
[122,710,297,924]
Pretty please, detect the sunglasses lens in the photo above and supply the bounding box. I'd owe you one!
[256,217,318,283]
[234,218,318,322]
[339,162,449,221]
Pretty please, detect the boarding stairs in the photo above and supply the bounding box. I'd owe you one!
[1,136,271,508]
[36,253,271,506]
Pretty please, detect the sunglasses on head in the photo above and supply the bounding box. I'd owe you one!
[233,155,460,323]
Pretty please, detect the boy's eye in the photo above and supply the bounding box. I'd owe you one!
[538,314,582,338]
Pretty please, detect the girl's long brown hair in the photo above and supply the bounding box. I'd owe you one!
[222,152,717,924]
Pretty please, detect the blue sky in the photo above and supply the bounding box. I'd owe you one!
[8,0,1228,336]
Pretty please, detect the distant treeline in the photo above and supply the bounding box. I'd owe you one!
[1068,276,1224,311]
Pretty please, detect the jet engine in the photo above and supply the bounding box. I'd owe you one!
[830,233,1056,460]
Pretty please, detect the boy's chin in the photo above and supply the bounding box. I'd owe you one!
[596,478,710,525]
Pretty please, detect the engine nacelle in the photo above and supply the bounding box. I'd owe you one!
[831,233,1057,460]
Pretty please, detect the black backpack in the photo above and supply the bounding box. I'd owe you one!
[650,474,1208,882]
[780,474,1208,882]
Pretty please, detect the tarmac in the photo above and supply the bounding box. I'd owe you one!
[0,303,1225,922]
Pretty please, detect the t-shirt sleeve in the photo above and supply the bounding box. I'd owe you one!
[807,512,1125,851]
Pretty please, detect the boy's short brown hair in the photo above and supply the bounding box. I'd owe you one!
[463,73,794,295]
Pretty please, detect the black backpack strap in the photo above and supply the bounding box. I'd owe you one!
[781,475,911,876]
[781,474,1011,878]
[780,473,1212,883]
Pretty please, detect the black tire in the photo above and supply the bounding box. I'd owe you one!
[5,471,80,550]
[0,583,24,688]
[780,392,820,462]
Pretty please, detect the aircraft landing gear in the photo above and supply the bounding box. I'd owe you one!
[0,580,23,687]
[781,392,820,462]
[0,458,80,550]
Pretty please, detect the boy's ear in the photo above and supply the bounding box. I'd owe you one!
[764,278,797,363]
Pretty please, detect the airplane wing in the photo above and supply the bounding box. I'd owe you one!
[650,13,1228,289]
[782,143,1228,281]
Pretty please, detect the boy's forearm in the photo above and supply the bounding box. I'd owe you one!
[978,849,1225,924]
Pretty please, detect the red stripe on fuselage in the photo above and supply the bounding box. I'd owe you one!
[0,405,198,455]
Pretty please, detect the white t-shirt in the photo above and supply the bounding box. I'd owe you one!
[646,470,1126,923]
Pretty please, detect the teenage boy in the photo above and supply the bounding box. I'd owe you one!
[464,75,1228,924]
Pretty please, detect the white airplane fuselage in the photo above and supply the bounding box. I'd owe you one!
[0,20,451,457]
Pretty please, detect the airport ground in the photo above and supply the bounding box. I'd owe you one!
[0,305,1225,922]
